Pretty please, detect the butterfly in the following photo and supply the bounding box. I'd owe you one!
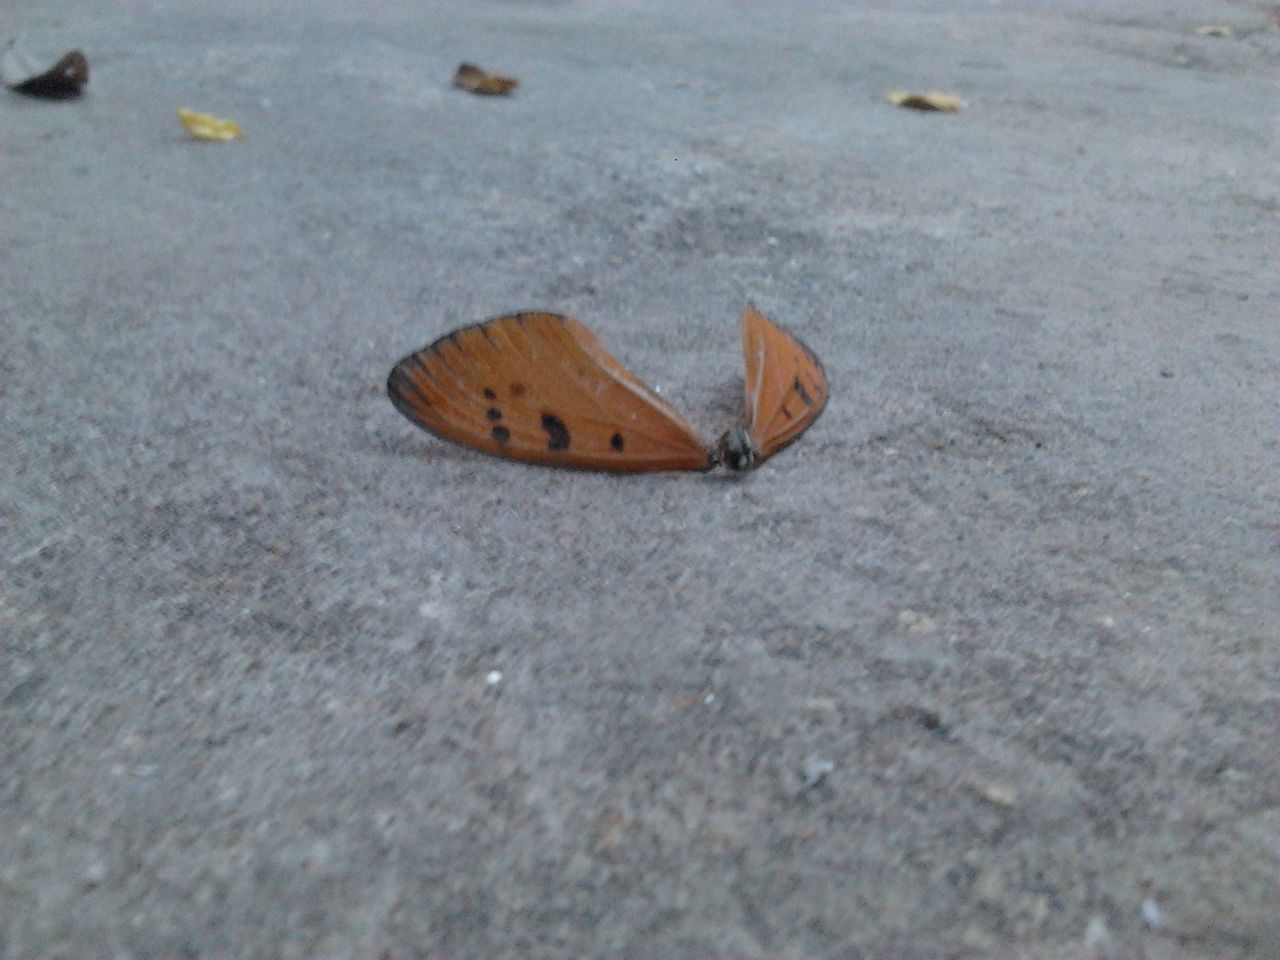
[387,305,829,473]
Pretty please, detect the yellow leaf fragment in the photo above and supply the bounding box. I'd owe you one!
[176,107,242,141]
[887,89,963,112]
[1193,24,1232,37]
[453,62,519,96]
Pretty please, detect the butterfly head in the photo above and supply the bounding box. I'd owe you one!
[715,427,758,472]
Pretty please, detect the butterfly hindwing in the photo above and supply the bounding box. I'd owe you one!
[388,312,713,472]
[741,305,829,462]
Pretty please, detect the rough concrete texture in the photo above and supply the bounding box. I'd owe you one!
[3,0,1277,957]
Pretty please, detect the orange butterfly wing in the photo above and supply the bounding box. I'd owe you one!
[388,312,713,472]
[741,304,829,462]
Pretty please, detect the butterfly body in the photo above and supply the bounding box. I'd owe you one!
[715,427,758,472]
[388,306,827,474]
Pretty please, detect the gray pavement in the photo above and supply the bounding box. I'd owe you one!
[3,1,1277,957]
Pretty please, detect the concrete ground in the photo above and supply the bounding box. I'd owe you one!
[3,1,1277,957]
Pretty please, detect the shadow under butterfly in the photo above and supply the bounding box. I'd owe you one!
[1,43,88,99]
[388,305,829,473]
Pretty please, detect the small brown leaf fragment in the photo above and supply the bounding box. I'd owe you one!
[887,89,963,112]
[1,42,88,99]
[454,62,519,96]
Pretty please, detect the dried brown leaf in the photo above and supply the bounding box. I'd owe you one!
[454,62,519,96]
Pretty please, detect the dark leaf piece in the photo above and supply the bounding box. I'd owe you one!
[2,43,88,99]
[886,89,962,112]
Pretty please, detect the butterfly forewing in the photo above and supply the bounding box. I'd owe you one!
[741,305,829,461]
[388,312,712,472]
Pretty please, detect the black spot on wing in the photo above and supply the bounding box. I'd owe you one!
[610,433,625,451]
[485,408,502,421]
[541,413,570,451]
[491,425,510,444]
[483,388,497,400]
